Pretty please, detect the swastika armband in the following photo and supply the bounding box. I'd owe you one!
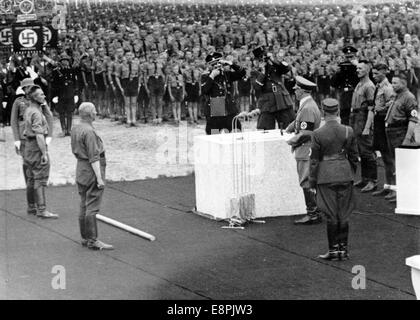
[299,121,315,131]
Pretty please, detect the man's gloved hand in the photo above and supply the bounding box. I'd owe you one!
[236,111,248,118]
[219,59,232,66]
[74,95,79,104]
[52,97,58,104]
[46,137,52,146]
[209,69,220,79]
[248,109,261,118]
[14,140,21,155]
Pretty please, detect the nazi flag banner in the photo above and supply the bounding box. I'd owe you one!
[12,23,44,54]
[43,25,58,49]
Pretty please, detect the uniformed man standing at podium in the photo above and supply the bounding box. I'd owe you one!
[384,74,419,203]
[286,76,322,225]
[309,98,359,261]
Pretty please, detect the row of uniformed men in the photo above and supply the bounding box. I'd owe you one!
[282,63,418,261]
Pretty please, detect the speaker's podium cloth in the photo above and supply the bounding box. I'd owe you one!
[194,129,306,220]
[396,146,420,215]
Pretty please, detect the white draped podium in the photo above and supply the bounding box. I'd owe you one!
[194,130,306,220]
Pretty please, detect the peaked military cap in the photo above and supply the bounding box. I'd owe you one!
[342,45,357,55]
[322,98,339,113]
[205,52,223,65]
[293,75,317,91]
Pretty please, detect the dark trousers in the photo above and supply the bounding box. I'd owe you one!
[297,159,319,215]
[303,188,318,215]
[373,115,395,185]
[205,114,242,135]
[356,133,378,182]
[138,86,149,120]
[339,90,353,125]
[350,111,377,182]
[317,182,355,246]
[77,180,104,242]
[59,111,73,134]
[256,109,295,130]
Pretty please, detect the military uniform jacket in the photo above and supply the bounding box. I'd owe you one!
[309,120,359,188]
[331,61,358,91]
[11,94,30,141]
[201,64,245,117]
[52,67,77,100]
[23,102,54,138]
[289,96,322,160]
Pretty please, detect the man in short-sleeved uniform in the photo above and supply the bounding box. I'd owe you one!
[384,74,419,203]
[350,60,377,193]
[71,102,113,250]
[11,78,50,215]
[370,64,396,199]
[286,76,322,225]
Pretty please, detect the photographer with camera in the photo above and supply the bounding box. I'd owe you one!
[248,46,295,130]
[201,52,245,135]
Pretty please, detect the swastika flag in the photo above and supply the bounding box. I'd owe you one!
[12,23,44,54]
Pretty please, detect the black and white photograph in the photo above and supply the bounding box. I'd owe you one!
[1,0,420,306]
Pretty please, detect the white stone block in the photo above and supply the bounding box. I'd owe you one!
[194,129,306,220]
[395,148,420,215]
[406,255,420,299]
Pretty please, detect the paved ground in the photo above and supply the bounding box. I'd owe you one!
[1,173,419,300]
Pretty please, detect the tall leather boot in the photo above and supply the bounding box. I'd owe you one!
[318,223,340,261]
[59,114,66,136]
[338,222,349,260]
[23,164,37,215]
[27,187,37,215]
[86,215,114,250]
[79,216,88,247]
[35,186,59,219]
[294,188,322,225]
[66,113,73,136]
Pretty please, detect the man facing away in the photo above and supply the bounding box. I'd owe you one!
[309,98,359,261]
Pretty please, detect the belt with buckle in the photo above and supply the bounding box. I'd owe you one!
[272,84,277,93]
[322,153,347,161]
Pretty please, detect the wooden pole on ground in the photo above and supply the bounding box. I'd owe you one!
[97,214,156,241]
